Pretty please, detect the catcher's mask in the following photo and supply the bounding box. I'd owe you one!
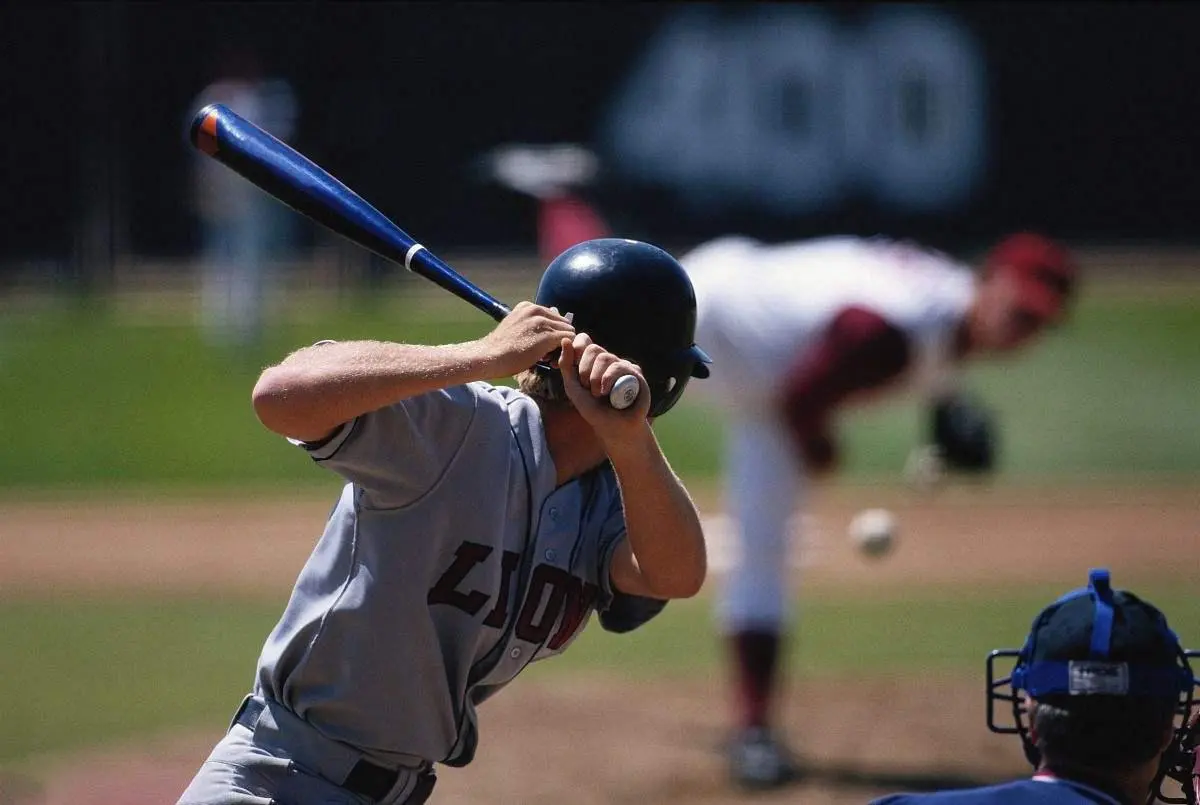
[986,568,1199,804]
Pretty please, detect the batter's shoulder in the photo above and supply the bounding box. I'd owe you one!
[476,382,543,422]
[448,380,537,418]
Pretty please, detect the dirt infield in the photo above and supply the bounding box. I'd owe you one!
[2,483,1196,804]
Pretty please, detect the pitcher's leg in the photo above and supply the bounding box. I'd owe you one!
[716,413,804,789]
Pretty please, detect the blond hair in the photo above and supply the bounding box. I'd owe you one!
[515,368,569,405]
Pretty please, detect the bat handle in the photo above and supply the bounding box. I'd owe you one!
[608,375,640,410]
[404,244,512,322]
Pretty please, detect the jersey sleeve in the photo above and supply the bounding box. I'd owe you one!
[591,470,669,633]
[291,384,480,509]
[599,590,668,634]
[779,305,912,469]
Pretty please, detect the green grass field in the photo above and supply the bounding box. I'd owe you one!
[1,285,1198,492]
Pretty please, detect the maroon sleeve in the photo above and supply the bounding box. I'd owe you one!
[779,306,912,472]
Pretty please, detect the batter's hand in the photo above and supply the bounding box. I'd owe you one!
[479,301,576,377]
[558,333,652,443]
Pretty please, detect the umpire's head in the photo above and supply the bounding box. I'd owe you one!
[988,568,1199,804]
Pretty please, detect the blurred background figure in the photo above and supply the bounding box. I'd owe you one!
[188,47,298,350]
[476,143,604,267]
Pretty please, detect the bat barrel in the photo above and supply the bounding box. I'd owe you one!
[189,103,639,411]
[189,103,511,322]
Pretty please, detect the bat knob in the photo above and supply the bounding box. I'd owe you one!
[189,103,226,156]
[609,375,640,410]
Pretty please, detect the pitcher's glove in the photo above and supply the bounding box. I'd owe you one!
[931,393,996,473]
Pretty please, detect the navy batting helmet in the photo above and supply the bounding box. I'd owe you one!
[534,238,711,417]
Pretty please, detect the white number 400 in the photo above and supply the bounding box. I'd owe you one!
[600,6,987,216]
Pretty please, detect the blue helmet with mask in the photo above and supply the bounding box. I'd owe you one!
[987,569,1199,805]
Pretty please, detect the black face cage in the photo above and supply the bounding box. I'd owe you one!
[986,648,1200,805]
[1160,705,1200,805]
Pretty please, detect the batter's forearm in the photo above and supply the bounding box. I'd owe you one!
[607,427,707,599]
[252,339,500,441]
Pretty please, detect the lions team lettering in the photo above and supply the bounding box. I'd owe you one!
[426,542,494,615]
[428,541,600,647]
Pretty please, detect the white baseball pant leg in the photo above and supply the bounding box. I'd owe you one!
[715,412,806,634]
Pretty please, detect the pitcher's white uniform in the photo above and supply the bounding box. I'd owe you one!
[680,235,975,630]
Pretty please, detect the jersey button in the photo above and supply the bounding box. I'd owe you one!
[549,507,559,521]
[544,549,557,562]
[509,647,521,659]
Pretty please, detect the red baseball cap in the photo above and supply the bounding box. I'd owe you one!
[985,233,1078,324]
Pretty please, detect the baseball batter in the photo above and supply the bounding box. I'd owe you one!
[176,238,712,805]
[482,147,1078,789]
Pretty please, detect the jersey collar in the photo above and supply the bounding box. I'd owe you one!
[1032,771,1133,805]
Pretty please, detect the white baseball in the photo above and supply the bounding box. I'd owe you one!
[848,508,897,558]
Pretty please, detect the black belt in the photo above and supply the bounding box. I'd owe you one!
[233,697,435,803]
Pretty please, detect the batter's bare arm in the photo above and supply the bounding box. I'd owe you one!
[253,302,575,442]
[605,426,707,600]
[557,334,706,600]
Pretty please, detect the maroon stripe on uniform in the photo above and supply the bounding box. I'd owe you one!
[779,306,912,471]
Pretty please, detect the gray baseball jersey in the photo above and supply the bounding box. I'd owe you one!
[252,379,663,771]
